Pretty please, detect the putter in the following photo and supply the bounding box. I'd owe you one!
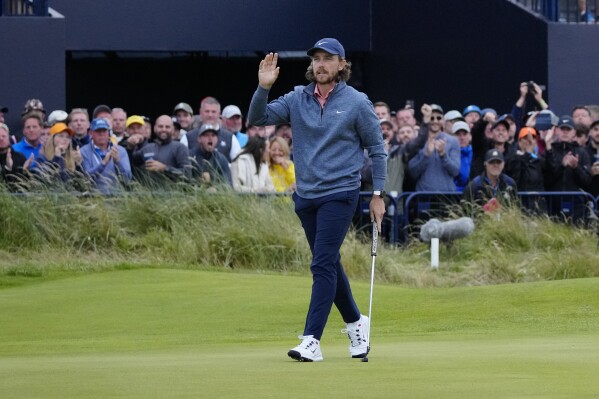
[362,221,378,363]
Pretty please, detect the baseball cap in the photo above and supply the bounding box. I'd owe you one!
[126,115,145,128]
[518,126,537,140]
[492,115,510,130]
[379,119,393,128]
[535,110,559,131]
[173,102,193,115]
[22,98,45,115]
[47,110,69,125]
[199,123,219,135]
[0,106,7,113]
[275,122,291,131]
[557,115,575,129]
[485,149,504,163]
[590,119,599,129]
[90,118,111,131]
[444,110,463,121]
[92,104,111,118]
[430,104,444,114]
[481,108,497,117]
[49,122,74,137]
[463,105,481,116]
[307,38,345,58]
[451,121,471,134]
[222,105,242,119]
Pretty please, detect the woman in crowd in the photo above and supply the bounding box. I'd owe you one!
[268,136,295,192]
[34,122,84,184]
[230,136,274,193]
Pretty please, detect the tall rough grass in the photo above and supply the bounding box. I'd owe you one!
[1,185,598,287]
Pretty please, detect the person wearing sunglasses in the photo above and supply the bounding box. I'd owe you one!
[408,103,460,191]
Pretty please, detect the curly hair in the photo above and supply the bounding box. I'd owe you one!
[305,58,352,83]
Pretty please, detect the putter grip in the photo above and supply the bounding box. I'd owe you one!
[371,222,378,256]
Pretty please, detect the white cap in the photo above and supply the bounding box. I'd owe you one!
[47,110,68,125]
[222,105,242,119]
[451,121,471,134]
[444,110,463,121]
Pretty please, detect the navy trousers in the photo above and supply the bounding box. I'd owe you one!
[293,188,361,340]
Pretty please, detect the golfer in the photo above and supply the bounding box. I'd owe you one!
[248,38,387,362]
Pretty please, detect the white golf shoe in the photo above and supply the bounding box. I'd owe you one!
[287,335,323,362]
[341,314,369,358]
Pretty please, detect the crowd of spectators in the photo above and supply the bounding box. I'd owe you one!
[0,96,296,195]
[369,82,599,211]
[1,82,598,208]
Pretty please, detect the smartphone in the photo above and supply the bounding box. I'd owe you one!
[405,99,415,109]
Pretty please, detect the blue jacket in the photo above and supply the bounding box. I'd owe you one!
[80,142,132,194]
[12,139,41,168]
[408,132,460,191]
[455,145,473,192]
[248,82,387,198]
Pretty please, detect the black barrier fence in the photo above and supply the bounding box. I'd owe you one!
[357,191,599,244]
[0,0,48,16]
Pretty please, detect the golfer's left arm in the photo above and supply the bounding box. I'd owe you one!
[358,102,387,232]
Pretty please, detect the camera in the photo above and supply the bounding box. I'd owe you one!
[527,81,537,95]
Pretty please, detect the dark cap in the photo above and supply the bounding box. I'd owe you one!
[379,119,393,128]
[275,122,291,131]
[0,106,7,113]
[590,119,599,129]
[492,115,510,130]
[92,104,112,118]
[90,118,111,131]
[485,149,504,163]
[199,123,219,135]
[430,104,444,114]
[307,38,345,58]
[22,98,45,115]
[557,115,575,129]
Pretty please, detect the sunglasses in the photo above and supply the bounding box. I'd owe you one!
[430,116,443,121]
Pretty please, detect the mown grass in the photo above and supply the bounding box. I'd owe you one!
[1,269,598,398]
[1,186,598,289]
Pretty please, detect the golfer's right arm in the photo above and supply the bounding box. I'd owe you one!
[248,53,290,127]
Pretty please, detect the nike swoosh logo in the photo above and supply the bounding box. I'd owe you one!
[317,41,328,46]
[336,110,345,114]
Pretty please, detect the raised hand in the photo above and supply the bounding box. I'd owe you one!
[24,153,34,171]
[109,145,120,162]
[258,52,280,90]
[72,145,83,165]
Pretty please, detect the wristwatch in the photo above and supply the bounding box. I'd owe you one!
[373,190,386,199]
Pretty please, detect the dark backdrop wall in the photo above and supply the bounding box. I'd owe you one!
[53,0,372,122]
[367,0,548,119]
[51,0,371,53]
[0,16,66,134]
[3,0,599,135]
[547,24,599,115]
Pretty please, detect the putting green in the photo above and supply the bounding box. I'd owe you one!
[1,269,598,398]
